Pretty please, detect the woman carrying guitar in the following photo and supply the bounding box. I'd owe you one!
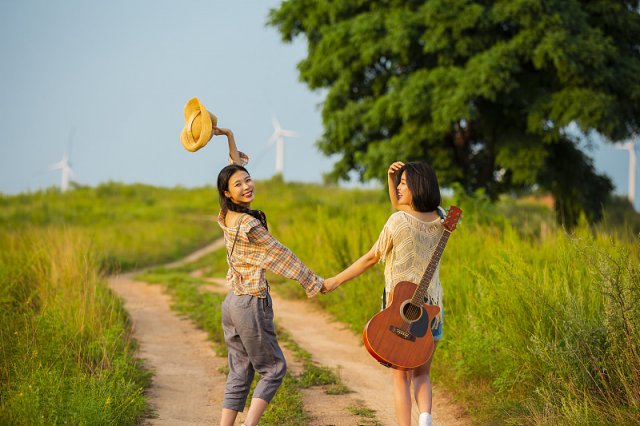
[324,161,446,426]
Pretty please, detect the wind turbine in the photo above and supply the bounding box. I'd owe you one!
[49,130,75,192]
[614,136,637,209]
[268,115,298,177]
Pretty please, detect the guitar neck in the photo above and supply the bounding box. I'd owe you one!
[411,230,451,305]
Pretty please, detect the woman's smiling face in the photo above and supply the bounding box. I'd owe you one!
[225,170,255,206]
[396,171,413,207]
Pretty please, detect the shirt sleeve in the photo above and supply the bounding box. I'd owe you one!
[246,224,323,297]
[372,215,395,262]
[228,151,250,166]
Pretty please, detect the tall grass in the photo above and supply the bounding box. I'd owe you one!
[3,180,638,424]
[259,186,640,424]
[0,228,150,424]
[0,182,221,424]
[437,220,639,424]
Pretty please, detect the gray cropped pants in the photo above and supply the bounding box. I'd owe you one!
[221,291,286,411]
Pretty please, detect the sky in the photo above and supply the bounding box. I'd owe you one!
[0,0,637,210]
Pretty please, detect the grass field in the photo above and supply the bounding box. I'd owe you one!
[265,186,640,425]
[0,183,220,424]
[0,182,220,272]
[1,180,638,424]
[0,228,151,424]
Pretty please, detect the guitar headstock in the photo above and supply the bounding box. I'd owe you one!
[442,206,462,232]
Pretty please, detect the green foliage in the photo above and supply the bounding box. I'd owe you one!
[0,229,150,425]
[3,180,638,424]
[252,183,639,424]
[268,0,640,226]
[598,195,640,239]
[0,182,220,272]
[346,402,380,425]
[538,138,613,226]
[0,182,222,424]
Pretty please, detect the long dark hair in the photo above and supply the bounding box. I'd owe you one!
[217,164,268,229]
[396,161,441,212]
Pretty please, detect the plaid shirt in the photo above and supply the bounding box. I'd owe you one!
[217,211,323,298]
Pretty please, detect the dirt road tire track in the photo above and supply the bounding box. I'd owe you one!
[109,273,226,425]
[202,275,469,426]
[110,239,470,425]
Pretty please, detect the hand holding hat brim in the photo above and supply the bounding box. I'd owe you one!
[180,98,218,152]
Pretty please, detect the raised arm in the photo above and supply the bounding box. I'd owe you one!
[387,161,411,212]
[213,127,242,165]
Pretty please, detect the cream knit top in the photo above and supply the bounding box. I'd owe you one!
[373,211,445,325]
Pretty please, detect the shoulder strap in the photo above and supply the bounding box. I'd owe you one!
[227,213,247,261]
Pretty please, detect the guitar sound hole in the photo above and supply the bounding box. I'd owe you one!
[401,302,422,322]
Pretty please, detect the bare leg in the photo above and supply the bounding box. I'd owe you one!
[220,408,239,426]
[413,342,438,413]
[243,398,269,426]
[393,369,413,426]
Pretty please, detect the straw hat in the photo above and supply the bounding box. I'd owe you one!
[180,97,218,152]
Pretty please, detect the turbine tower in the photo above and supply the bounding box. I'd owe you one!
[268,115,298,177]
[614,136,637,209]
[50,130,75,192]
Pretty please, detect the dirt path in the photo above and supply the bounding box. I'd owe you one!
[109,273,227,424]
[202,276,469,426]
[200,278,380,426]
[271,293,469,425]
[111,238,470,425]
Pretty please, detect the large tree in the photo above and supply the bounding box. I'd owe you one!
[269,0,640,225]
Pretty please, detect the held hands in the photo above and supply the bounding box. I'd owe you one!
[320,276,341,294]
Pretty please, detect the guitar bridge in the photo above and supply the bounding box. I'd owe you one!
[389,325,416,342]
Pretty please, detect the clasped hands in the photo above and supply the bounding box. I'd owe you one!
[320,276,341,294]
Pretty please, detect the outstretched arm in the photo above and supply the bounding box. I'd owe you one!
[213,127,241,165]
[322,246,380,293]
[247,224,324,297]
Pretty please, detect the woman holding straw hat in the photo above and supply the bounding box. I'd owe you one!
[181,98,332,425]
[209,128,333,426]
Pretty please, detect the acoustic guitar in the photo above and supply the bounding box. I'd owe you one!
[362,206,462,370]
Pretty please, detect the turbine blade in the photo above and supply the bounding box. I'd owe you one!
[268,132,278,145]
[271,114,281,131]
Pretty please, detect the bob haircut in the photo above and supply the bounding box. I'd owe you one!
[396,161,441,212]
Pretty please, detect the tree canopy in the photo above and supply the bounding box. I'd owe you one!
[269,0,640,225]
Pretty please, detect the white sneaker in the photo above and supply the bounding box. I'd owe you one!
[419,412,432,426]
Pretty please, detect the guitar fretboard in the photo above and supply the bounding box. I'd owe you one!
[410,229,451,305]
